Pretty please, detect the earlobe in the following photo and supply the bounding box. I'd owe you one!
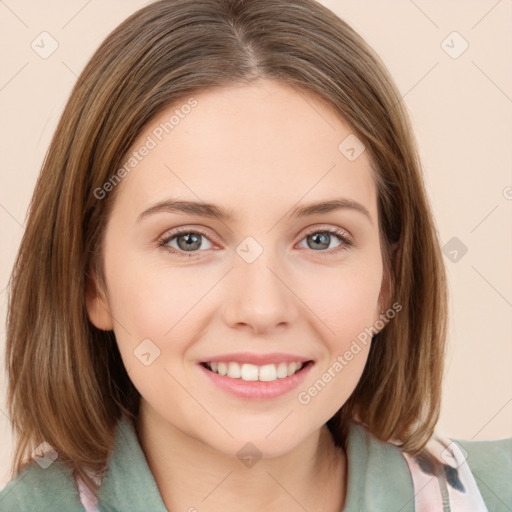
[85,271,114,331]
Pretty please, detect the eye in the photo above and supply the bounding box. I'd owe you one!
[297,226,353,256]
[157,227,215,259]
[157,225,353,259]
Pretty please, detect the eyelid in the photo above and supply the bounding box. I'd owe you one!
[157,223,354,258]
[301,224,353,243]
[157,225,218,248]
[158,223,352,242]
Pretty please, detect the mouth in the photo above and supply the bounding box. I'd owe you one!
[198,359,314,399]
[200,360,314,382]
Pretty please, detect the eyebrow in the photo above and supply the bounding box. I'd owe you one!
[136,197,372,224]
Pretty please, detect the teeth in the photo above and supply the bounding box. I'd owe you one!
[276,362,288,378]
[259,364,276,382]
[204,361,305,382]
[227,362,241,379]
[241,363,259,381]
[218,362,227,376]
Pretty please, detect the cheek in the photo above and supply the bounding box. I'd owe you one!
[104,249,208,337]
[298,259,383,345]
[294,258,381,403]
[103,256,200,404]
[295,268,378,417]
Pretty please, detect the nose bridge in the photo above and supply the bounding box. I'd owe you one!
[237,238,287,304]
[222,236,298,331]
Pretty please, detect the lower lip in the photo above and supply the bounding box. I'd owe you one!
[197,362,313,400]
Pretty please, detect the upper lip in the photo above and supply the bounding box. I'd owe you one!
[200,352,313,366]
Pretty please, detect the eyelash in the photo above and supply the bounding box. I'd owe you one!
[157,225,353,259]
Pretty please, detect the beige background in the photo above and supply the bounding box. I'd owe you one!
[1,0,511,488]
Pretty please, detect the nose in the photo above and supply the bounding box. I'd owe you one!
[221,250,299,334]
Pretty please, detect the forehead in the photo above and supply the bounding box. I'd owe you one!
[113,79,377,221]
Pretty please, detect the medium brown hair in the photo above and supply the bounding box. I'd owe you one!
[5,0,447,495]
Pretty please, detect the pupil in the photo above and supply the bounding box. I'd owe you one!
[178,233,201,251]
[309,233,329,250]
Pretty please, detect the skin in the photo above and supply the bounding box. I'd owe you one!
[86,79,390,512]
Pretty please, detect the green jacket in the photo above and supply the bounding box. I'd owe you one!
[1,416,510,511]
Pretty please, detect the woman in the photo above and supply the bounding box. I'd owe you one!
[1,1,510,510]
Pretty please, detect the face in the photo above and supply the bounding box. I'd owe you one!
[87,79,389,458]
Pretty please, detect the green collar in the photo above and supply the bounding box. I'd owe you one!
[97,416,168,511]
[96,416,414,511]
[0,415,414,511]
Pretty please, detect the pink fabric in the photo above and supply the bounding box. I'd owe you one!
[75,468,102,512]
[75,430,490,511]
[402,432,488,512]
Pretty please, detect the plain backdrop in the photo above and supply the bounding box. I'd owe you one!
[1,0,511,488]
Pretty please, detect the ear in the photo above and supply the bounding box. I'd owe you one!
[85,270,114,331]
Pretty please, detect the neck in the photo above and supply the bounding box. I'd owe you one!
[135,402,346,512]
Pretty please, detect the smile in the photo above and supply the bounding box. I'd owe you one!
[202,361,307,382]
[198,360,314,399]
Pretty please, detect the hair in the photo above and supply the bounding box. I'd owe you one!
[5,0,447,496]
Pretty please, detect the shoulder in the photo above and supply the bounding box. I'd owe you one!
[0,459,86,512]
[343,420,417,510]
[345,420,512,511]
[453,436,512,509]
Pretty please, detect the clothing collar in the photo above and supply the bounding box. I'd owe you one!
[96,415,414,511]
